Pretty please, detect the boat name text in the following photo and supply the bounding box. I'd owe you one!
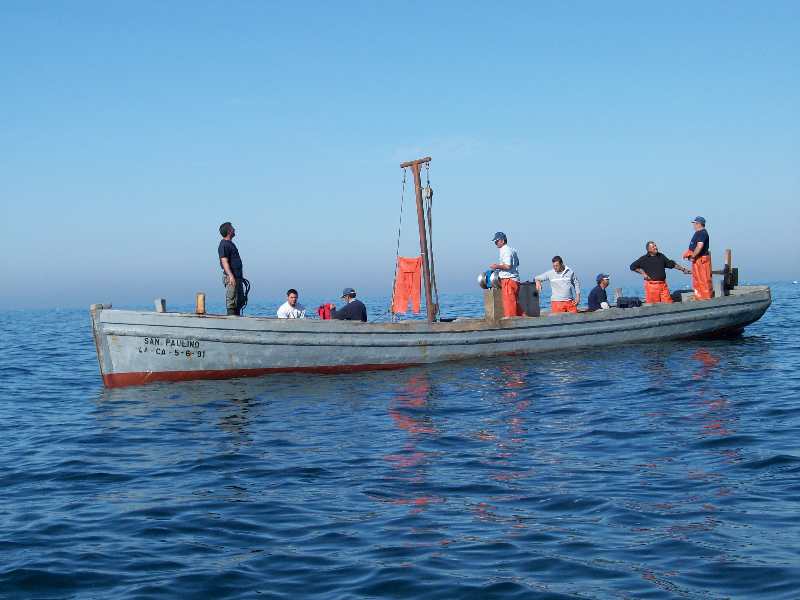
[138,337,205,358]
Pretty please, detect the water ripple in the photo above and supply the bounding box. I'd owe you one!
[1,284,799,598]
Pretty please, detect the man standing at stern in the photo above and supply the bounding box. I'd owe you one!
[218,222,245,316]
[535,256,581,313]
[489,232,524,318]
[682,216,713,300]
[630,241,690,304]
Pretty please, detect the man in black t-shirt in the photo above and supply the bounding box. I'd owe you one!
[332,287,367,322]
[630,241,690,304]
[218,222,245,315]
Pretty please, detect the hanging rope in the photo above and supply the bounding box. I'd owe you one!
[424,163,440,320]
[389,169,407,321]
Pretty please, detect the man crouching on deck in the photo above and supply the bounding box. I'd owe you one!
[489,232,524,318]
[630,241,690,304]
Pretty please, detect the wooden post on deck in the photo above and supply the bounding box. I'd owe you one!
[401,156,437,323]
[712,248,735,294]
[484,287,504,322]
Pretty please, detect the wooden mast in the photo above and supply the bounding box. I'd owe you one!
[400,156,436,322]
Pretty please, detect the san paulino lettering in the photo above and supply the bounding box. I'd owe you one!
[165,338,200,349]
[139,337,203,358]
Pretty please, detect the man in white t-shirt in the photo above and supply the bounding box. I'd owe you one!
[277,288,306,319]
[489,231,524,317]
[535,256,581,313]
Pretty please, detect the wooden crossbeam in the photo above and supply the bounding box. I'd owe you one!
[400,156,432,168]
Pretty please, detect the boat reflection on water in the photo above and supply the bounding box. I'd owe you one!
[635,346,742,546]
[691,347,738,442]
[468,364,535,533]
[381,373,443,514]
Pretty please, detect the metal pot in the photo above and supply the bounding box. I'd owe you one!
[478,270,501,289]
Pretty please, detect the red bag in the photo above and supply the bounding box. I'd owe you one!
[317,303,335,320]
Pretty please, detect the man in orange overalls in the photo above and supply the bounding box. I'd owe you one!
[489,232,524,318]
[630,241,691,303]
[682,216,713,300]
[535,256,581,313]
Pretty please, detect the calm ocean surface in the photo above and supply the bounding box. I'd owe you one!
[1,283,799,599]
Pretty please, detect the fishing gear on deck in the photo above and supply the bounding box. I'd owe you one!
[478,269,501,289]
[616,296,642,309]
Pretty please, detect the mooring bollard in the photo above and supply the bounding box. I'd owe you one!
[195,292,206,315]
[154,298,166,313]
[483,287,504,322]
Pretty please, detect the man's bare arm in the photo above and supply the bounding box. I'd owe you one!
[489,262,512,271]
[220,257,236,286]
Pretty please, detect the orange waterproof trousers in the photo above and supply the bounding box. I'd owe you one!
[551,300,578,313]
[691,255,713,300]
[392,256,422,314]
[501,278,524,317]
[644,280,673,304]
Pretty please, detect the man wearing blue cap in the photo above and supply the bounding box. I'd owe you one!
[489,232,524,318]
[588,274,611,311]
[682,217,713,300]
[332,287,367,322]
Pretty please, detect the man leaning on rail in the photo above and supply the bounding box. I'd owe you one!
[535,256,581,314]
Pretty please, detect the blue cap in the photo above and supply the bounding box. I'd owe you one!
[596,273,610,283]
[341,287,356,298]
[492,231,507,242]
[692,216,706,225]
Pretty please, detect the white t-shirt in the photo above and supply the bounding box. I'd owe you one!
[497,244,520,280]
[534,267,580,301]
[277,301,306,319]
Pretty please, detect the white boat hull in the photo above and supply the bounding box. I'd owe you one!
[90,286,770,387]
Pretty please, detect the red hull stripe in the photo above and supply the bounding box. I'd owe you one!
[103,363,418,388]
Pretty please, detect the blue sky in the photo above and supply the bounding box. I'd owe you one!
[1,1,798,309]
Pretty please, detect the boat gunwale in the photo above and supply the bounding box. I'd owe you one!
[92,286,771,338]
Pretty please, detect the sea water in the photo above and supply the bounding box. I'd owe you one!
[1,283,798,598]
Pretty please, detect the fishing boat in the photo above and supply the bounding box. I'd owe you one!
[90,157,771,388]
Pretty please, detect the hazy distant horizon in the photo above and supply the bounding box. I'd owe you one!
[2,279,795,314]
